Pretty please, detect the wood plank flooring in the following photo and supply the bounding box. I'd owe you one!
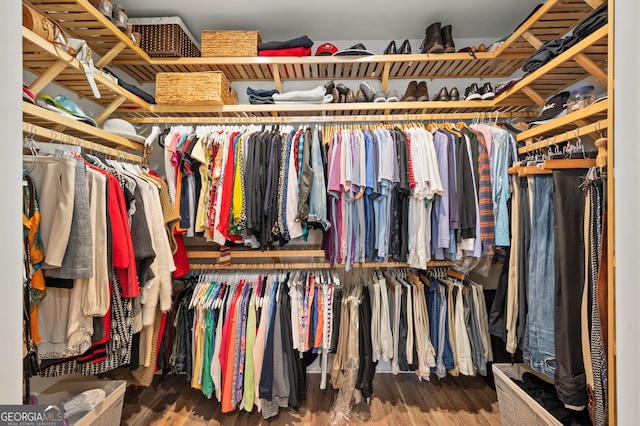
[120,373,501,425]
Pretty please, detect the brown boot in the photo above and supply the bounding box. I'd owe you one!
[420,22,444,54]
[417,81,429,102]
[441,25,455,53]
[401,80,418,102]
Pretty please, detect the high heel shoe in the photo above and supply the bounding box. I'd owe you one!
[398,39,412,54]
[384,40,397,55]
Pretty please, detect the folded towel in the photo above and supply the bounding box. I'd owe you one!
[247,87,279,97]
[274,94,333,104]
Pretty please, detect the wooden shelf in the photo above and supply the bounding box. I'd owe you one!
[518,118,608,154]
[494,0,604,55]
[517,100,608,144]
[25,0,151,66]
[23,101,144,151]
[23,27,151,123]
[496,26,608,107]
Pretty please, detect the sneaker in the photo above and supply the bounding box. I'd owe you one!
[464,83,482,101]
[386,90,399,102]
[479,82,495,100]
[373,91,387,102]
[360,82,375,102]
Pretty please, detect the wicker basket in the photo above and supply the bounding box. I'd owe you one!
[155,72,237,106]
[201,31,261,57]
[130,17,200,58]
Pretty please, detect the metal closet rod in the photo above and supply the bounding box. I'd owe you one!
[189,261,452,270]
[22,122,143,163]
[126,111,534,125]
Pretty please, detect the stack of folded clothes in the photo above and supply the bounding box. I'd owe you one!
[258,35,314,57]
[272,85,332,104]
[521,1,607,75]
[247,87,279,104]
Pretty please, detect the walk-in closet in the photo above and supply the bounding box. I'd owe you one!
[3,0,639,424]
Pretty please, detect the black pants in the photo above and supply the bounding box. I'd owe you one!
[552,169,588,407]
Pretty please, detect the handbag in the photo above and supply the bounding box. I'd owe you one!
[22,4,58,42]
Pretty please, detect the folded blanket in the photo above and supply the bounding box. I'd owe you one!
[274,94,333,104]
[259,47,312,57]
[247,87,279,97]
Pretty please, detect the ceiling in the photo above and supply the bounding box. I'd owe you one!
[117,0,541,46]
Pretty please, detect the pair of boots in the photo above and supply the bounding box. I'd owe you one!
[401,81,429,102]
[420,22,455,54]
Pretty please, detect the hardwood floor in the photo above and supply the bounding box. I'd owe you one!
[120,373,501,425]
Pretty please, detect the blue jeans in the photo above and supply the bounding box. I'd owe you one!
[526,174,556,377]
[308,129,330,231]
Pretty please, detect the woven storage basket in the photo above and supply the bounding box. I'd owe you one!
[155,72,238,106]
[201,31,261,57]
[130,17,200,58]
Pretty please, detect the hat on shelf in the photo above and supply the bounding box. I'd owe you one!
[333,43,375,56]
[38,94,98,127]
[101,118,145,143]
[315,42,338,56]
[527,91,570,127]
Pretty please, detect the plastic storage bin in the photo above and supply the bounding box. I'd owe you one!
[566,85,596,112]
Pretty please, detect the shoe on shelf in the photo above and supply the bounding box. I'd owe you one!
[373,91,387,102]
[356,89,367,102]
[386,90,399,102]
[113,4,128,32]
[336,83,350,96]
[449,87,460,101]
[324,80,335,94]
[464,83,482,101]
[360,82,376,102]
[420,22,444,54]
[477,43,487,52]
[441,24,455,53]
[331,88,339,103]
[417,81,429,102]
[398,39,412,54]
[479,82,495,100]
[401,80,418,102]
[91,0,113,20]
[384,40,397,54]
[433,87,450,101]
[346,89,356,103]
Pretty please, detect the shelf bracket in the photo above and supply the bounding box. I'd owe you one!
[272,64,282,94]
[522,31,543,50]
[521,87,547,108]
[381,62,391,93]
[95,95,127,125]
[573,53,608,86]
[29,60,68,95]
[584,0,605,9]
[95,41,127,69]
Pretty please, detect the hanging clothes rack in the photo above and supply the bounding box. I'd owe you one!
[22,122,143,163]
[189,260,452,270]
[518,119,608,154]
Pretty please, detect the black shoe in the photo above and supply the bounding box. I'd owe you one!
[324,80,335,94]
[336,83,350,96]
[384,40,397,55]
[479,82,495,100]
[398,39,412,54]
[464,83,482,101]
[449,87,460,101]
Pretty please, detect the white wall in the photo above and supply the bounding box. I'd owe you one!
[0,1,27,404]
[614,0,640,422]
